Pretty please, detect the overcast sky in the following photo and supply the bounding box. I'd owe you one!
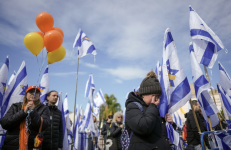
[0,0,231,112]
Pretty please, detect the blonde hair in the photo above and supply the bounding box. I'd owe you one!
[112,112,123,124]
[21,93,41,109]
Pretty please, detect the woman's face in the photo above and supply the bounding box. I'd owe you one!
[26,89,40,102]
[116,115,122,123]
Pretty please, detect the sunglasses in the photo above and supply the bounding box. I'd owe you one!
[28,89,40,94]
[117,116,122,118]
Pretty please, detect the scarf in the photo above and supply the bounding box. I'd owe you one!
[19,104,29,150]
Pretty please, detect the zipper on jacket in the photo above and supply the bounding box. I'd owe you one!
[50,108,53,150]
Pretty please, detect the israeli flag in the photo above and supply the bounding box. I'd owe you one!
[59,92,69,150]
[92,106,99,117]
[217,84,231,123]
[0,56,9,118]
[161,28,192,115]
[7,71,16,86]
[79,105,84,127]
[74,105,80,150]
[166,122,179,146]
[215,133,231,150]
[64,93,71,130]
[93,89,105,107]
[85,74,95,101]
[176,112,183,129]
[219,62,231,97]
[190,42,219,127]
[57,91,63,111]
[1,61,28,117]
[39,66,49,103]
[79,100,96,136]
[155,61,161,81]
[73,29,97,58]
[189,6,225,68]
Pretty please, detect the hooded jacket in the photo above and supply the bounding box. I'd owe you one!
[42,103,63,150]
[125,92,171,150]
[0,102,50,150]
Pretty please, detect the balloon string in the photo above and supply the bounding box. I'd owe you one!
[36,56,40,72]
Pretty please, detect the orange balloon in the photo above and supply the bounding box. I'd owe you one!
[52,27,64,37]
[44,30,63,52]
[36,12,54,33]
[35,31,45,48]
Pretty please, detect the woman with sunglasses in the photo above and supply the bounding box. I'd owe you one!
[125,70,171,150]
[0,85,50,150]
[110,112,124,150]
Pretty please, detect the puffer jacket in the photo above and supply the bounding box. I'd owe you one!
[42,104,63,150]
[110,122,123,150]
[0,102,50,150]
[125,92,171,150]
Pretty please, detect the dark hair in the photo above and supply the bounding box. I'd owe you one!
[46,90,58,98]
[191,100,198,106]
[108,115,113,119]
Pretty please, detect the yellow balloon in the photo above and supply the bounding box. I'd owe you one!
[47,46,66,64]
[24,32,44,55]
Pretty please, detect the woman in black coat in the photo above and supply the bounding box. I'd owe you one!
[110,112,124,150]
[125,71,171,150]
[0,85,50,150]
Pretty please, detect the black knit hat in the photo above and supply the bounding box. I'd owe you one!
[139,77,162,96]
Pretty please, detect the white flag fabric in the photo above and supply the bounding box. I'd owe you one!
[57,92,63,112]
[85,74,95,101]
[176,112,183,129]
[189,6,224,68]
[74,104,80,150]
[0,56,9,118]
[215,133,231,150]
[7,71,16,86]
[39,66,49,103]
[189,42,219,127]
[155,61,161,81]
[73,29,97,58]
[64,93,71,130]
[162,28,192,115]
[79,105,84,127]
[93,89,105,107]
[166,122,179,146]
[1,61,28,117]
[219,62,231,97]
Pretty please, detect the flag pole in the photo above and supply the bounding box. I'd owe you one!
[189,99,207,149]
[203,65,223,130]
[72,57,80,150]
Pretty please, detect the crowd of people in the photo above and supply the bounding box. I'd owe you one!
[0,70,230,150]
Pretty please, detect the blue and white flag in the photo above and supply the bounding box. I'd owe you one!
[217,84,231,124]
[219,62,231,98]
[73,29,97,58]
[79,105,84,127]
[189,6,225,68]
[93,89,105,107]
[0,56,9,117]
[79,100,96,136]
[7,71,16,86]
[155,61,161,81]
[1,61,28,117]
[59,92,69,150]
[85,74,95,101]
[215,133,231,150]
[161,28,192,115]
[39,66,49,104]
[74,104,80,150]
[176,112,183,129]
[166,122,179,146]
[64,93,71,130]
[190,42,219,127]
[57,92,63,111]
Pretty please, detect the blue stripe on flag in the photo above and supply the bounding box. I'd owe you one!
[189,44,194,53]
[165,32,174,49]
[76,30,83,48]
[85,76,92,97]
[219,63,230,80]
[84,104,92,129]
[44,67,48,74]
[99,90,105,102]
[194,75,209,96]
[174,114,177,125]
[1,67,27,116]
[218,86,231,114]
[86,45,96,54]
[189,7,194,11]
[5,57,9,69]
[200,42,215,67]
[169,78,191,108]
[64,110,69,115]
[190,29,222,51]
[40,94,47,103]
[200,92,215,116]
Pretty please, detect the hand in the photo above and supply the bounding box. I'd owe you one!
[151,95,160,106]
[24,101,33,113]
[58,148,61,150]
[120,124,123,128]
[165,114,173,124]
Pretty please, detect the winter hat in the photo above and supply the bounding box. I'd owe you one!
[139,70,162,96]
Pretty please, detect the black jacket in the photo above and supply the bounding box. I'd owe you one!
[125,92,171,150]
[186,110,209,146]
[110,122,123,149]
[0,102,50,150]
[101,121,111,140]
[42,104,63,150]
